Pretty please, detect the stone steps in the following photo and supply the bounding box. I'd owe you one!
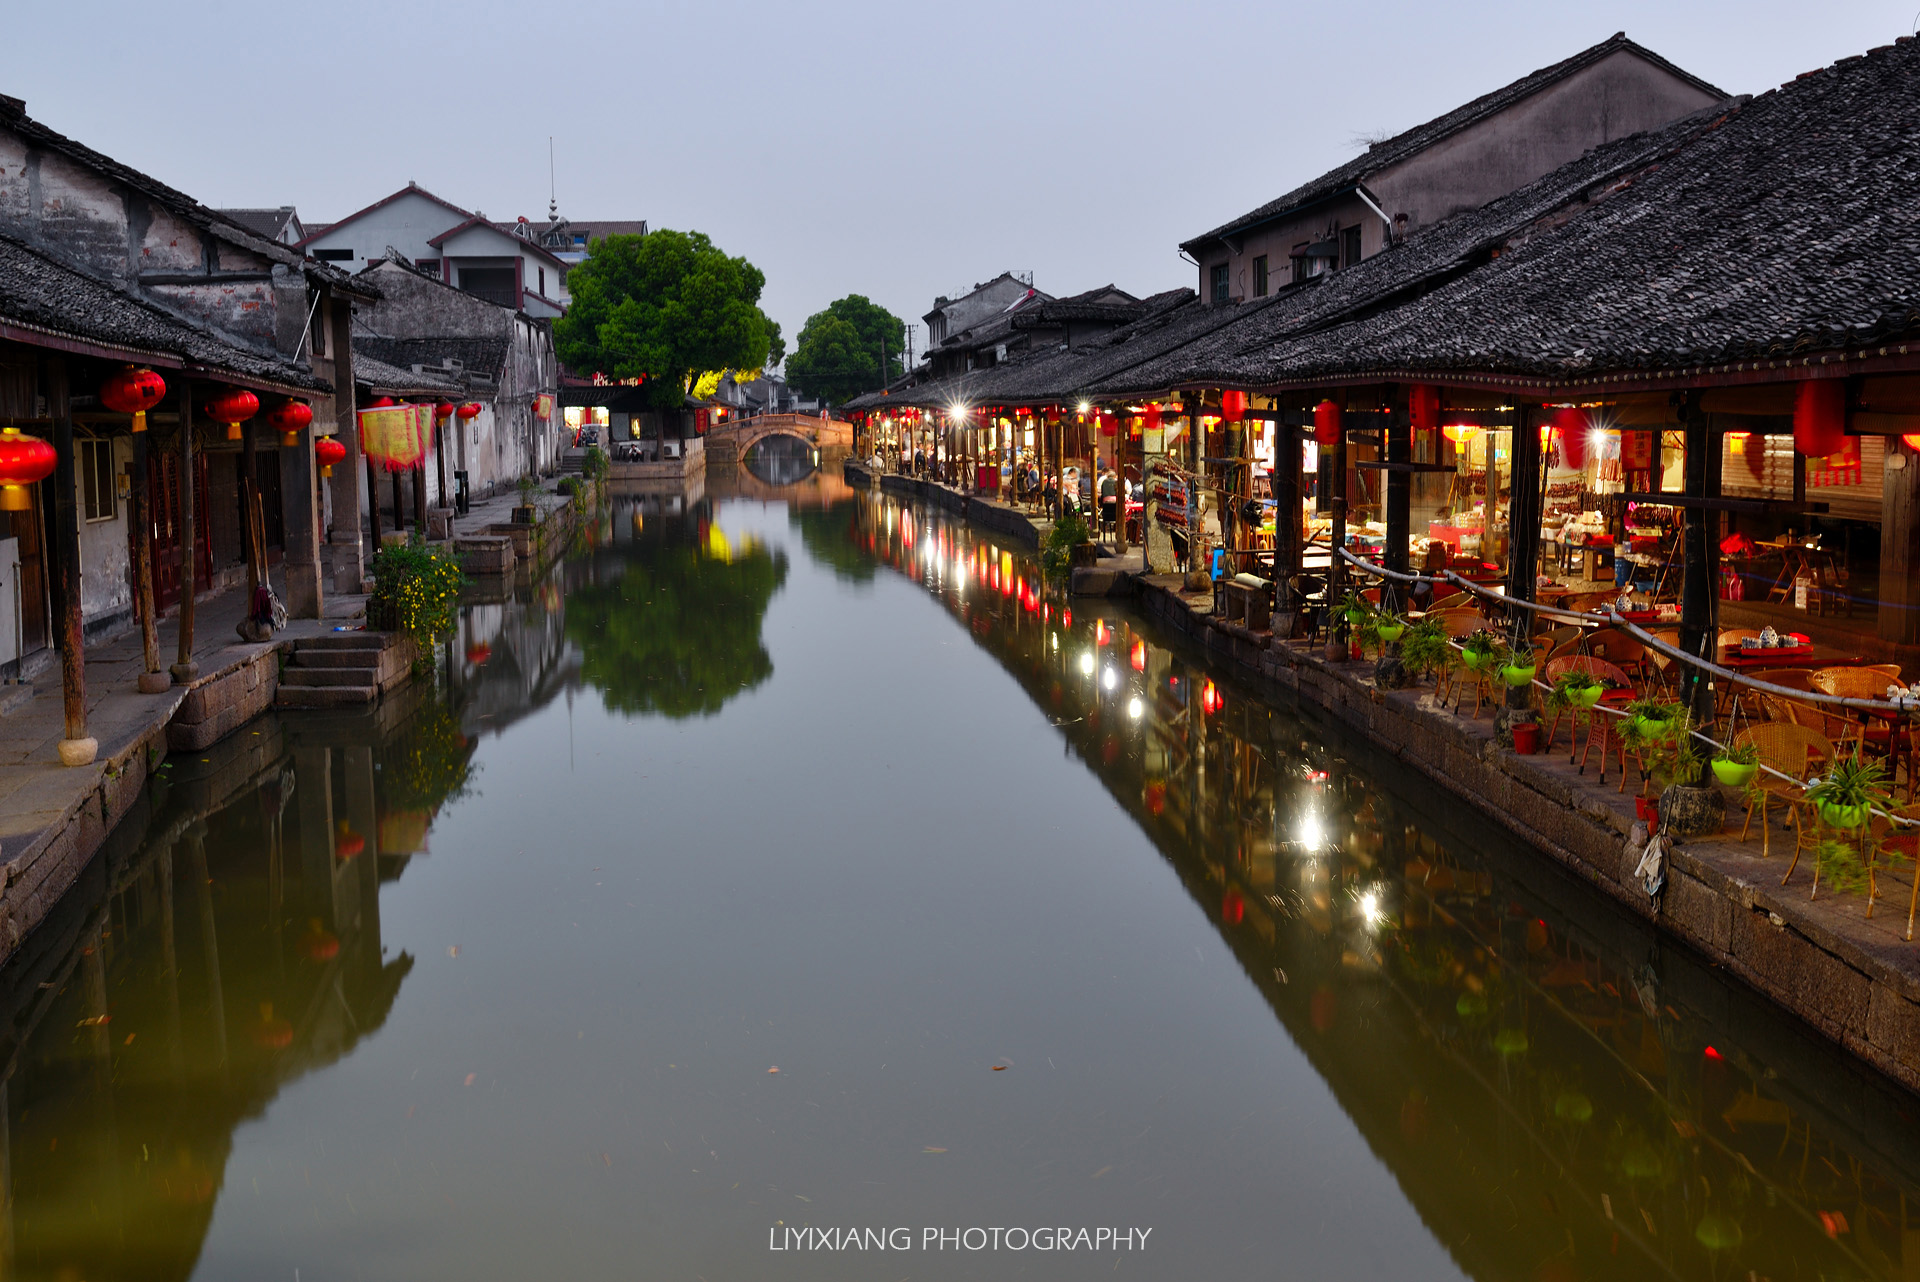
[281,666,378,687]
[274,630,413,710]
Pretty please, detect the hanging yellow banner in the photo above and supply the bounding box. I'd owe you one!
[358,403,429,472]
[534,393,554,420]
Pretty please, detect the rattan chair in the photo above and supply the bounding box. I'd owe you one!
[1734,722,1836,876]
[1809,666,1913,800]
[1870,804,1920,939]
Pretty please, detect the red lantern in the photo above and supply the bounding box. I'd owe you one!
[1409,383,1441,435]
[1552,406,1588,471]
[1142,404,1162,435]
[313,434,347,478]
[456,402,482,422]
[1098,410,1117,436]
[366,396,395,409]
[266,399,313,447]
[1903,432,1920,452]
[1793,380,1845,457]
[1221,390,1248,423]
[434,401,455,421]
[205,387,259,441]
[0,427,56,512]
[1313,400,1343,448]
[98,365,166,433]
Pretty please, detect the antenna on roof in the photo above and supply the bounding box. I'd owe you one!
[548,136,557,223]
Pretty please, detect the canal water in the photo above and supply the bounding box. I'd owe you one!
[9,446,1920,1280]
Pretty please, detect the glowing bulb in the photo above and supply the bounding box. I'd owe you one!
[1102,666,1118,690]
[1079,652,1095,676]
[1299,815,1324,850]
[1127,696,1143,719]
[1359,889,1384,925]
[1077,401,1091,414]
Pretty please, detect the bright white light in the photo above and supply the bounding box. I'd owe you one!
[1079,652,1095,676]
[1102,666,1118,690]
[1050,633,1059,652]
[1077,401,1091,413]
[1299,814,1324,850]
[1588,429,1607,452]
[1127,696,1143,719]
[951,405,969,421]
[1359,889,1385,926]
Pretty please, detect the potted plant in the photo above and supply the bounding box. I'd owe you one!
[512,474,540,524]
[1624,696,1679,740]
[1499,639,1537,688]
[1548,670,1605,711]
[1374,614,1406,647]
[1460,630,1499,672]
[1807,753,1890,832]
[1710,741,1760,789]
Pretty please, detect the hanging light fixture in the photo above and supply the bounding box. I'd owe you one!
[1793,380,1845,457]
[97,366,167,433]
[1409,383,1441,435]
[1553,406,1588,470]
[1220,390,1248,423]
[267,399,314,447]
[1313,400,1342,447]
[205,387,260,442]
[0,427,56,511]
[1442,422,1481,445]
[314,435,347,478]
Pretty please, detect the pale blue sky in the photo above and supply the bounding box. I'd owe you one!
[11,1,1917,358]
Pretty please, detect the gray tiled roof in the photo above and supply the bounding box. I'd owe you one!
[0,232,328,392]
[1180,33,1726,255]
[1172,37,1920,388]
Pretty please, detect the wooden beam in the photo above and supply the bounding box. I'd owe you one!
[1617,491,1828,515]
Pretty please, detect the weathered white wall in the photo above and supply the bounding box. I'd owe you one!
[76,436,131,624]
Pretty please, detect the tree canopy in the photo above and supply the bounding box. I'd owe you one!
[554,229,778,410]
[785,295,905,405]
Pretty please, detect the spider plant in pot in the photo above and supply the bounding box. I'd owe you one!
[1624,696,1680,740]
[1710,740,1760,789]
[1548,669,1605,711]
[1499,639,1537,688]
[1460,630,1499,673]
[1806,752,1890,833]
[1373,613,1406,647]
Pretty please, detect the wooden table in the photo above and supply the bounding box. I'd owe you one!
[1719,645,1861,670]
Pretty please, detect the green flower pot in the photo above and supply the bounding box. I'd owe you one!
[1375,623,1404,645]
[1461,649,1494,671]
[1567,684,1604,709]
[1629,714,1668,738]
[1500,663,1536,688]
[1817,800,1870,830]
[1711,759,1758,788]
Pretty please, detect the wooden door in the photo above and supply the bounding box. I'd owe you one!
[149,450,212,610]
[7,493,48,656]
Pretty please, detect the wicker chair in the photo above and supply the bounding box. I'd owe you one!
[1809,666,1913,799]
[1734,722,1836,875]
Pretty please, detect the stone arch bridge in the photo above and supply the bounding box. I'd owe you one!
[705,413,852,464]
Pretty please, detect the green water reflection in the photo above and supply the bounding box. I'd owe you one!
[1,482,1918,1279]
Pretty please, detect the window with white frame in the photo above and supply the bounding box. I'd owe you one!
[80,438,116,522]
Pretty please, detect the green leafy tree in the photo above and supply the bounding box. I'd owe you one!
[785,295,904,404]
[554,229,777,410]
[564,526,789,718]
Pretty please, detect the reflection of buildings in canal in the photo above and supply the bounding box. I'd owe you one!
[707,454,855,509]
[0,708,437,1281]
[854,490,1920,1282]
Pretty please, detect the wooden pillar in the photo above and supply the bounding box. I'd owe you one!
[1325,398,1348,662]
[171,387,199,683]
[281,405,323,619]
[1882,436,1920,645]
[1505,405,1542,607]
[47,360,94,765]
[1384,395,1412,601]
[366,455,384,548]
[128,431,167,692]
[1678,394,1716,730]
[327,297,367,595]
[240,419,259,598]
[1274,411,1303,607]
[412,463,428,537]
[392,468,405,537]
